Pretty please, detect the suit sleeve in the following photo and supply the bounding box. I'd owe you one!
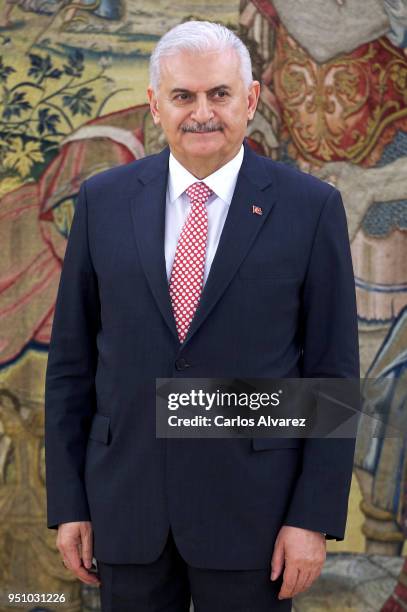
[44,180,100,529]
[283,187,359,541]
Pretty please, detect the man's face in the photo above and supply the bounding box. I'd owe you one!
[147,48,260,167]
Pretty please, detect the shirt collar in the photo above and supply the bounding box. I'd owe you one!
[168,144,244,206]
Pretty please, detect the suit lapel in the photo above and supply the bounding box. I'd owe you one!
[182,143,276,348]
[130,142,277,347]
[130,147,179,341]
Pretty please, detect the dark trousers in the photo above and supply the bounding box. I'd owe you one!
[97,530,292,611]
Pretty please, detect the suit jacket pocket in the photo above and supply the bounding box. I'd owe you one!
[239,271,299,281]
[238,261,299,280]
[88,413,110,445]
[252,438,302,451]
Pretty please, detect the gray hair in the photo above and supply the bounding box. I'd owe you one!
[149,21,253,91]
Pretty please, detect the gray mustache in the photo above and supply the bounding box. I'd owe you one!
[181,124,223,133]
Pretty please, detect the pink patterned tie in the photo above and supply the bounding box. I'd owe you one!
[169,181,213,343]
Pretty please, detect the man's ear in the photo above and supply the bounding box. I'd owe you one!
[247,80,261,121]
[147,86,161,126]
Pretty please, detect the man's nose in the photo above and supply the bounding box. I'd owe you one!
[190,95,214,124]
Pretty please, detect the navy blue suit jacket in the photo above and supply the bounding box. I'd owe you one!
[45,141,359,568]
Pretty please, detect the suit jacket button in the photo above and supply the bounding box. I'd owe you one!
[175,358,190,371]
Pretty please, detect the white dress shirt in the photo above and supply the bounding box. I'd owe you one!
[165,144,244,286]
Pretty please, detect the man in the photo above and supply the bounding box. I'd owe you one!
[45,20,359,611]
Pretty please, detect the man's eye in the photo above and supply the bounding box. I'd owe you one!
[174,93,190,101]
[214,90,228,98]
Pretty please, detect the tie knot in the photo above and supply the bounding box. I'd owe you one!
[186,181,213,205]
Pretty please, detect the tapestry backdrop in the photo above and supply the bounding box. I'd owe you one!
[0,0,406,610]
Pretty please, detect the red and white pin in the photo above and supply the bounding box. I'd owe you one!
[252,205,263,215]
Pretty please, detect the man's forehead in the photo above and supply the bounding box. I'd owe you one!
[159,49,241,89]
[169,84,233,94]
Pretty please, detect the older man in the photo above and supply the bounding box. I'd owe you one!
[45,20,359,611]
